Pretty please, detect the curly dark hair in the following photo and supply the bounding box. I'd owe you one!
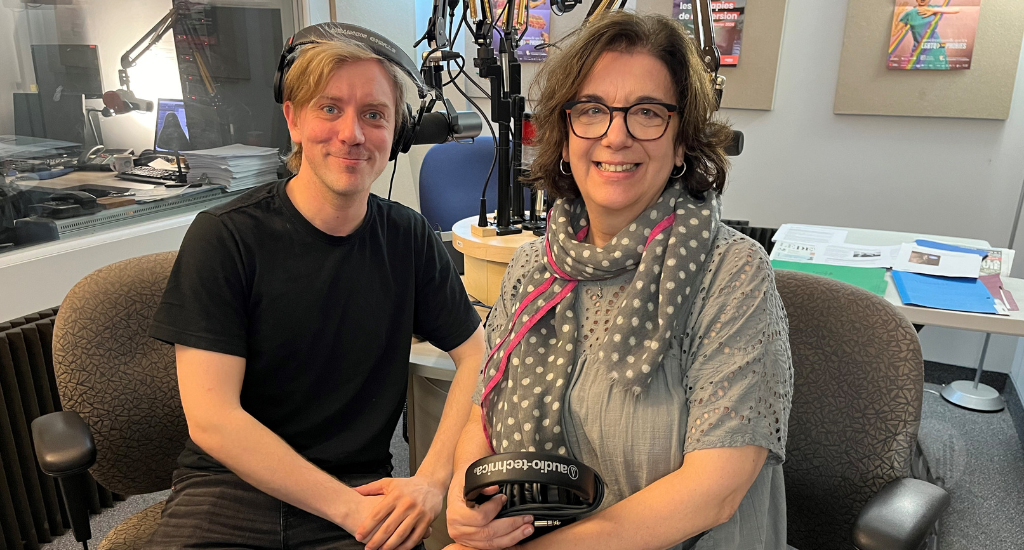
[524,11,733,199]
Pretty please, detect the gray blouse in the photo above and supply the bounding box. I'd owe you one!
[474,226,794,550]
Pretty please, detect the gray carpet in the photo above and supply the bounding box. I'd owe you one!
[42,389,1024,549]
[919,383,1024,549]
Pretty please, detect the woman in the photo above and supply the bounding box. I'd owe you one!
[445,12,793,550]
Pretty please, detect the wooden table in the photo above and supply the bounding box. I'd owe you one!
[451,216,538,306]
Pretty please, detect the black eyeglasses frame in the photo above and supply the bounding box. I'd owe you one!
[562,100,679,141]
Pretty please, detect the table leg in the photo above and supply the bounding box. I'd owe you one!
[940,332,1006,412]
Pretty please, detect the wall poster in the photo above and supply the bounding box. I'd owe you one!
[673,1,746,67]
[494,0,551,63]
[888,0,982,70]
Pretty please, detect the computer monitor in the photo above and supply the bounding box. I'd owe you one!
[30,44,103,100]
[172,6,289,153]
[154,99,191,152]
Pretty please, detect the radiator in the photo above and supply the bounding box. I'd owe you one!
[0,309,118,550]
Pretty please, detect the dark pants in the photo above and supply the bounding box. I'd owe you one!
[145,468,425,550]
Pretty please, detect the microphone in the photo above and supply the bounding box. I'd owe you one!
[412,110,483,145]
[102,89,154,115]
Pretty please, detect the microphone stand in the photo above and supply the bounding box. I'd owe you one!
[471,5,522,235]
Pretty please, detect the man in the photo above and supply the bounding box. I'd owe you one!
[146,37,485,550]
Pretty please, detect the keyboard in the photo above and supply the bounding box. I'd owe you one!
[115,166,186,184]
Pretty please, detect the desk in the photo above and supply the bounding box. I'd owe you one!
[407,341,456,550]
[451,216,537,306]
[783,225,1024,411]
[11,169,160,193]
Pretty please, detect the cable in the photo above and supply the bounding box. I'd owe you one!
[453,55,492,100]
[387,158,399,200]
[446,61,498,200]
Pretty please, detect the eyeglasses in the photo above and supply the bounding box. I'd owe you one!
[563,100,679,141]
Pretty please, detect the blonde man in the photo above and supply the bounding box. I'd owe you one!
[146,38,485,550]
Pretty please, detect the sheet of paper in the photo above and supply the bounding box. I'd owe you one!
[771,261,888,296]
[916,239,1015,277]
[769,241,900,268]
[893,243,982,279]
[771,224,848,245]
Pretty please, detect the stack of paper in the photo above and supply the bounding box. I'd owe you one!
[184,144,282,190]
[769,224,1017,315]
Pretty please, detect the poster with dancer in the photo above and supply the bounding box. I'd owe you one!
[888,0,982,70]
[673,0,746,67]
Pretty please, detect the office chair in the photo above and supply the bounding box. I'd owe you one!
[30,252,184,550]
[775,270,949,550]
[419,137,530,232]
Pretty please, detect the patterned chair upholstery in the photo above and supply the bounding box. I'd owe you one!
[775,270,941,550]
[51,251,184,550]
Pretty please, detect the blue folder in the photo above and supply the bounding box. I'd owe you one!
[892,271,998,314]
[914,239,988,257]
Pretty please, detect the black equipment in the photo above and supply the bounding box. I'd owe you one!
[27,191,100,219]
[464,452,605,539]
[30,44,104,100]
[274,22,481,162]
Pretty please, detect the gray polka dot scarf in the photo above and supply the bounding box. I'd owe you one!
[481,180,720,454]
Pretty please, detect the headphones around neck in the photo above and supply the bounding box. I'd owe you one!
[464,452,605,540]
[273,22,429,161]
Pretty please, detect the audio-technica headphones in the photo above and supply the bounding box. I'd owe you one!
[464,452,605,540]
[274,22,429,161]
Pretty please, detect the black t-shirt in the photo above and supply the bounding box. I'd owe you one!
[149,179,479,477]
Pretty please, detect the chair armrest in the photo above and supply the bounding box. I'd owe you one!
[853,478,950,550]
[31,411,97,544]
[31,411,97,476]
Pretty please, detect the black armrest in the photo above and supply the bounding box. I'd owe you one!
[31,411,97,476]
[853,478,950,550]
[31,411,97,544]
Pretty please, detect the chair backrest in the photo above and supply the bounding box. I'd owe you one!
[774,270,923,550]
[51,252,185,496]
[419,138,529,232]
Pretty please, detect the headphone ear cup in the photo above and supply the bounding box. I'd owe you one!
[523,482,536,505]
[389,103,416,161]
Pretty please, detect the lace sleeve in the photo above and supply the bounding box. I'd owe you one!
[680,237,794,464]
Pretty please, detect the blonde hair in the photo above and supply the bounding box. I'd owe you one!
[282,41,409,173]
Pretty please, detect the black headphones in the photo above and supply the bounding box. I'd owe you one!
[274,22,428,161]
[464,452,605,540]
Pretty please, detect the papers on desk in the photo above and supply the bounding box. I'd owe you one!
[184,145,281,191]
[772,224,848,245]
[770,241,900,268]
[914,240,1015,278]
[892,243,982,278]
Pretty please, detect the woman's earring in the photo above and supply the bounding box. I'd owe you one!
[670,162,687,179]
[559,159,572,175]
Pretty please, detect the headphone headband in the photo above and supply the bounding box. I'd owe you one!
[274,22,429,105]
[464,452,604,523]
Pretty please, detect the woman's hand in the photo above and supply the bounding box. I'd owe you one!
[447,484,535,550]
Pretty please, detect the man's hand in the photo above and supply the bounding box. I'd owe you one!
[917,7,936,17]
[446,484,534,550]
[353,476,445,550]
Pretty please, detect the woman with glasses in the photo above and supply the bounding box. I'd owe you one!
[444,11,793,550]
